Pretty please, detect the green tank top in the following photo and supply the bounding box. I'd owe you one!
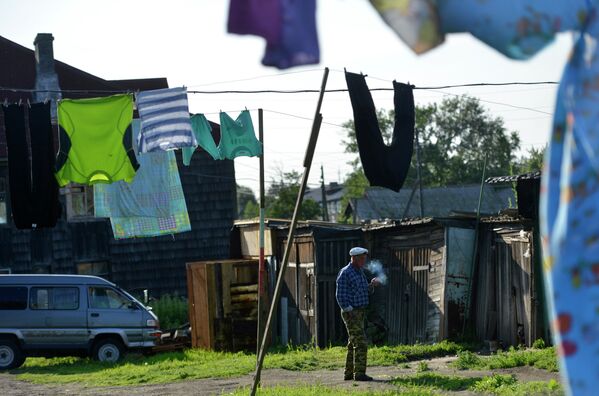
[218,110,262,159]
[55,94,138,186]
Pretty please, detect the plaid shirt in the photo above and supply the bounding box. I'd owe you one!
[336,263,369,311]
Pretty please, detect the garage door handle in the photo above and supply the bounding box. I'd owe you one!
[91,313,99,317]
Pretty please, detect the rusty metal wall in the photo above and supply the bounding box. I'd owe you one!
[474,226,537,347]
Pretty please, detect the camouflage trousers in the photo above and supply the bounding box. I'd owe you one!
[341,307,368,376]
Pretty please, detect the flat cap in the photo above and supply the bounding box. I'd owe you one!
[349,247,368,256]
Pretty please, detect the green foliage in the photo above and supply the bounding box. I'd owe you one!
[392,372,480,392]
[515,145,546,174]
[450,345,558,372]
[342,95,521,189]
[265,171,321,220]
[486,346,558,372]
[416,361,430,372]
[149,294,188,330]
[471,374,517,392]
[532,338,547,349]
[236,184,257,218]
[452,350,481,370]
[228,385,412,396]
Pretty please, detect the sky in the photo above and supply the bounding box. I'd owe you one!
[0,0,572,197]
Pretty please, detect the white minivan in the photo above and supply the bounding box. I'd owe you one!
[0,274,161,370]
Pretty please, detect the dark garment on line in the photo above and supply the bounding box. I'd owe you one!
[227,0,282,46]
[2,102,61,228]
[262,0,320,69]
[345,71,415,192]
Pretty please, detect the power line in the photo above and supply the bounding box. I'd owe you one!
[0,81,559,95]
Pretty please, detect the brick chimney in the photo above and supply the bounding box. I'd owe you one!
[33,33,61,118]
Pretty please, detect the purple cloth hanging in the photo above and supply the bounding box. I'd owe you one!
[227,0,282,46]
[262,0,320,69]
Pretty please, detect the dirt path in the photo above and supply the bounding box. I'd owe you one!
[0,356,561,395]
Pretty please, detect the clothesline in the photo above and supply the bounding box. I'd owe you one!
[0,80,559,95]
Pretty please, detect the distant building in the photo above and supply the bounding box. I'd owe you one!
[304,182,346,222]
[0,34,237,296]
[344,184,515,223]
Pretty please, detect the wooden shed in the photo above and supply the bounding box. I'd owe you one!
[363,218,479,344]
[186,259,266,351]
[473,218,548,347]
[232,219,362,347]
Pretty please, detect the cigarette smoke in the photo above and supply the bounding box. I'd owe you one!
[367,259,388,285]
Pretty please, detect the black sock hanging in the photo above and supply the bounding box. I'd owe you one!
[345,71,415,192]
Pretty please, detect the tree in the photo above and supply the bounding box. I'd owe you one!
[237,184,257,218]
[240,171,321,220]
[514,145,546,174]
[342,95,521,191]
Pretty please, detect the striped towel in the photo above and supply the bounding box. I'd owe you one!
[136,87,197,153]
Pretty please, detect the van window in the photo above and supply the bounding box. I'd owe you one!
[0,286,27,310]
[30,287,79,310]
[89,287,131,309]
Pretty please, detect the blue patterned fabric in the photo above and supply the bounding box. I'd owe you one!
[136,87,196,153]
[336,263,369,311]
[94,119,191,239]
[384,1,597,394]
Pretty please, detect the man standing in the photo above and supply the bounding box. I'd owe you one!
[336,246,379,381]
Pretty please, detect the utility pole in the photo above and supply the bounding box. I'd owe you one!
[320,165,329,221]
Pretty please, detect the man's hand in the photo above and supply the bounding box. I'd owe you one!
[370,277,380,287]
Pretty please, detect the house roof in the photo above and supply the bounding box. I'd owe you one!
[348,185,516,221]
[304,183,345,203]
[0,35,168,101]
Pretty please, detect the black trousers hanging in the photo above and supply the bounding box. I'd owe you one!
[2,102,61,229]
[345,71,415,192]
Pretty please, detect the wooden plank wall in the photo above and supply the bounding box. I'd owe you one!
[186,259,262,351]
[474,225,537,347]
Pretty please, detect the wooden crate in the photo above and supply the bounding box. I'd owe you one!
[186,259,268,351]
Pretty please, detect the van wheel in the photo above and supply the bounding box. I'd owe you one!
[93,338,124,363]
[0,339,25,370]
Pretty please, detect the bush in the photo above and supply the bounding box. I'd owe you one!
[150,295,188,330]
[532,338,546,349]
[452,350,481,370]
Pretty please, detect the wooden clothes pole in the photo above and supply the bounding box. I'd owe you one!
[250,67,329,396]
[461,154,488,335]
[256,109,266,366]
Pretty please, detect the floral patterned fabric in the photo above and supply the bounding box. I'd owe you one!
[371,1,598,394]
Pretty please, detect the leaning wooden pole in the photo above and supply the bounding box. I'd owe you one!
[256,108,266,371]
[461,154,488,336]
[250,67,329,396]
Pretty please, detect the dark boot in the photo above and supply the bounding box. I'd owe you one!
[344,373,353,381]
[354,373,373,381]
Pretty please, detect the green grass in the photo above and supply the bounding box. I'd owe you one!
[225,374,563,396]
[225,385,403,396]
[392,373,562,395]
[13,341,463,387]
[451,346,558,372]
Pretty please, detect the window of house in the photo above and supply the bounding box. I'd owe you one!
[76,261,110,278]
[88,287,131,310]
[0,286,28,310]
[30,287,79,310]
[61,184,95,220]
